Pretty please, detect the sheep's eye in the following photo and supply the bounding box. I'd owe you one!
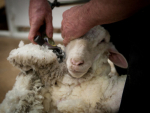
[97,39,105,46]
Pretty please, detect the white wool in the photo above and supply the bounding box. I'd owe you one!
[0,25,127,113]
[57,44,65,51]
[18,40,24,48]
[57,99,89,113]
[7,42,57,71]
[0,72,45,113]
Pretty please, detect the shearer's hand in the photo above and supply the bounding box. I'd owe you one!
[61,4,96,46]
[28,0,53,44]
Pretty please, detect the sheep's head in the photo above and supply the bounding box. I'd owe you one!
[65,26,128,78]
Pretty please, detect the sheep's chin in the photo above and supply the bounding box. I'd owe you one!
[68,70,87,78]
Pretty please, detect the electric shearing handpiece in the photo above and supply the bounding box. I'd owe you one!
[34,35,65,63]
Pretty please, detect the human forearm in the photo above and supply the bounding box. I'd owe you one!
[28,0,53,43]
[84,0,150,25]
[61,0,150,45]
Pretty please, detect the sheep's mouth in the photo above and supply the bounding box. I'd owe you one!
[68,66,92,78]
[68,69,87,78]
[69,69,84,73]
[69,67,93,80]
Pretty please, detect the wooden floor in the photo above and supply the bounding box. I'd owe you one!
[0,37,30,103]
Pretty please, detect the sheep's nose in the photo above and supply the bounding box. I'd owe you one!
[71,58,84,66]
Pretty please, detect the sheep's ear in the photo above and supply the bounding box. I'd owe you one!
[108,44,128,69]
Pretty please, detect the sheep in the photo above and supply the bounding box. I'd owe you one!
[0,25,128,113]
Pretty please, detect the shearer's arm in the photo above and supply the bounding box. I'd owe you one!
[61,0,150,45]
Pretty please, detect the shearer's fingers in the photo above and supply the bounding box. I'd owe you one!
[28,22,42,44]
[45,15,53,39]
[63,38,69,46]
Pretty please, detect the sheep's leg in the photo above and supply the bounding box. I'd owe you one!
[0,71,45,113]
[14,93,44,113]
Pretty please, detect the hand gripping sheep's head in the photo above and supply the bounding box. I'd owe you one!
[65,25,128,78]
